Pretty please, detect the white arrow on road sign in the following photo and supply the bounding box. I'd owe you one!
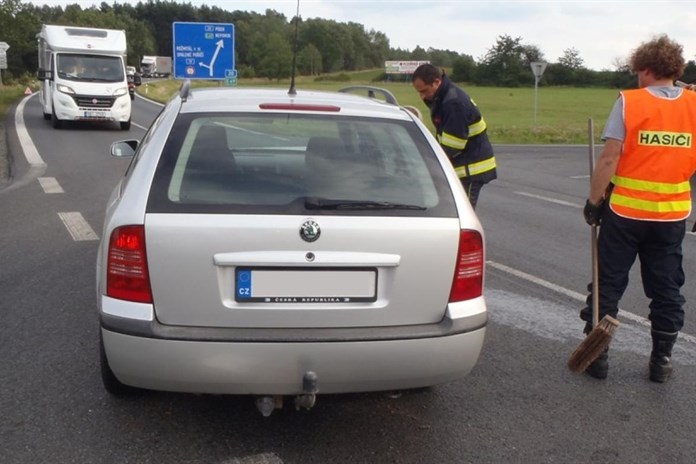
[199,39,224,77]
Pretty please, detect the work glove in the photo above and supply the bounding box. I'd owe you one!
[583,199,604,226]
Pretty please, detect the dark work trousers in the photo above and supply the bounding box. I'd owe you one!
[580,207,686,333]
[461,180,484,209]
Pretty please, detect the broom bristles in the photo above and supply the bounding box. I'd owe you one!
[568,316,620,373]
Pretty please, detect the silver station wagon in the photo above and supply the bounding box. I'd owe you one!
[97,83,488,415]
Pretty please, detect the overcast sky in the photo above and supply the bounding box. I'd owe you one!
[30,0,696,72]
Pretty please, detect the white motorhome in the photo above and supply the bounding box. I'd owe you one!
[37,25,132,130]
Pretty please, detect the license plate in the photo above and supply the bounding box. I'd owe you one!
[235,267,377,303]
[83,111,105,118]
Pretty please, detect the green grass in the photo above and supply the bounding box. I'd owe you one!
[0,84,30,120]
[139,71,618,144]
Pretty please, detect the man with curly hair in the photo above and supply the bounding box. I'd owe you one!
[580,35,696,381]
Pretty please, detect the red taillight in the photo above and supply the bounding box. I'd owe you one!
[259,103,341,112]
[106,225,152,303]
[449,230,484,302]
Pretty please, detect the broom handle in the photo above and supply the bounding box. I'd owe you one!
[588,118,599,328]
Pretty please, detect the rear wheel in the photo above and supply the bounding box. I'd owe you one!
[100,331,139,395]
[120,119,131,131]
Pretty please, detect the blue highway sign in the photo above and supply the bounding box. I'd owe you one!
[173,22,235,80]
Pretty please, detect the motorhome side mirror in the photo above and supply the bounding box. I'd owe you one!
[133,74,142,86]
[37,69,53,81]
[110,140,139,158]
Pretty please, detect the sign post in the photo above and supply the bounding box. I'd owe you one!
[0,42,10,86]
[530,61,547,128]
[172,22,235,82]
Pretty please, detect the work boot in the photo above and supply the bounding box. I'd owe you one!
[649,330,678,383]
[583,322,608,380]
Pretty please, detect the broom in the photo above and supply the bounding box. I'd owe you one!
[567,118,620,373]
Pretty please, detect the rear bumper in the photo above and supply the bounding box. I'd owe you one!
[100,298,487,395]
[102,325,486,395]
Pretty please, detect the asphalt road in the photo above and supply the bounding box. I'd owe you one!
[0,119,9,186]
[2,93,696,463]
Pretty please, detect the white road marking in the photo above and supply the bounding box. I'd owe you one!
[516,190,696,234]
[58,212,99,241]
[15,93,46,166]
[514,191,582,208]
[38,177,64,194]
[132,121,149,131]
[487,260,696,345]
[223,453,284,464]
[570,174,590,179]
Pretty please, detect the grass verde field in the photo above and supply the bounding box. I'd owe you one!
[139,70,619,145]
[1,68,621,144]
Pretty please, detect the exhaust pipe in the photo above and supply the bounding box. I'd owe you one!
[255,395,283,417]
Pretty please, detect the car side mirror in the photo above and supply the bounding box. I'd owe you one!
[110,140,139,158]
[37,69,53,81]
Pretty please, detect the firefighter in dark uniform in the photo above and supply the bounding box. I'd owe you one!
[582,34,696,382]
[412,64,497,209]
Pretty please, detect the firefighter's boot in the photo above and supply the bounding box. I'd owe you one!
[649,330,678,383]
[583,322,608,380]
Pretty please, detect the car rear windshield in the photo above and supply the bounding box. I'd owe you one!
[147,112,457,217]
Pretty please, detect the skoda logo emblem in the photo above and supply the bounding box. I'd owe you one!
[300,219,320,242]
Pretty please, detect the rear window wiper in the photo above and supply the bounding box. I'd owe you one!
[304,197,426,210]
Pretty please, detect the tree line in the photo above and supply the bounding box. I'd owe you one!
[2,0,696,87]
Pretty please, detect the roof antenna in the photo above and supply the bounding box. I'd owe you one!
[288,0,301,96]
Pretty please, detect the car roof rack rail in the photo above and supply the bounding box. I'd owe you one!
[338,86,398,106]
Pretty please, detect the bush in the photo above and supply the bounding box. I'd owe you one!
[0,84,27,119]
[237,65,256,79]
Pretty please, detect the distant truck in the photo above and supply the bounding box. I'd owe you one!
[36,24,132,130]
[140,56,172,78]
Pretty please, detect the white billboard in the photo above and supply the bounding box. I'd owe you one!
[385,60,430,74]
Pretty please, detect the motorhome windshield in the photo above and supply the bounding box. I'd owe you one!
[56,54,124,83]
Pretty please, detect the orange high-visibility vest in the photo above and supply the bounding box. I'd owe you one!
[609,88,696,221]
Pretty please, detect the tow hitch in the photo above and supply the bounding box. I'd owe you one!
[255,371,319,417]
[294,371,319,411]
